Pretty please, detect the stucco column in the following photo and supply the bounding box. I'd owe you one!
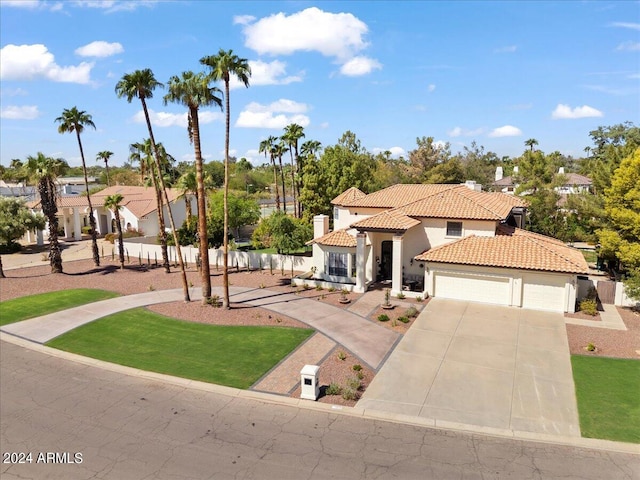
[355,232,367,292]
[73,207,82,241]
[392,234,403,294]
[63,211,71,239]
[36,229,44,246]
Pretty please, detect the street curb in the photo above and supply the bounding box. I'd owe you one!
[2,332,638,456]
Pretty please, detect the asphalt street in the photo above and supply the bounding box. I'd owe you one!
[1,340,638,480]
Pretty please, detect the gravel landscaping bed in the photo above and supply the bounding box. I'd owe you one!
[566,307,640,359]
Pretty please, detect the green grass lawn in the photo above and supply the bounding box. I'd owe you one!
[0,289,119,326]
[46,308,313,389]
[571,355,640,443]
[580,249,597,264]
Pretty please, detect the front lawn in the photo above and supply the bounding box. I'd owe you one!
[571,355,640,443]
[0,289,119,326]
[46,308,313,389]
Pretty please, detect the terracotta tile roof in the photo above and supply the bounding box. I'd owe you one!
[331,187,367,205]
[30,186,181,219]
[340,184,456,208]
[563,173,592,185]
[415,225,588,274]
[308,229,358,247]
[351,209,421,231]
[400,188,526,220]
[493,176,515,187]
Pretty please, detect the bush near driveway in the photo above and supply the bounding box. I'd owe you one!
[571,355,640,444]
[46,308,313,390]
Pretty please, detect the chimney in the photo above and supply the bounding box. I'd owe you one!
[495,166,503,181]
[313,214,329,239]
[558,167,565,175]
[513,166,519,175]
[463,180,481,191]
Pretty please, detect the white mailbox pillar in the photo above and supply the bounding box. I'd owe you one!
[300,364,320,400]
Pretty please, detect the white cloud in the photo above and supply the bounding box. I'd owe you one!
[0,105,40,120]
[448,126,484,137]
[233,14,255,25]
[72,1,158,13]
[240,7,381,75]
[1,87,29,97]
[0,44,93,84]
[615,41,640,51]
[236,99,310,128]
[494,45,517,53]
[75,41,124,57]
[551,104,603,119]
[132,109,223,128]
[609,22,640,31]
[1,1,41,8]
[230,60,303,89]
[339,56,382,76]
[433,140,448,150]
[488,125,522,137]
[242,7,369,60]
[427,84,436,92]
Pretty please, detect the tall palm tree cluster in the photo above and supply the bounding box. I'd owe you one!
[258,128,322,220]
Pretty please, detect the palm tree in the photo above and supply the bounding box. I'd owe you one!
[55,107,100,267]
[116,69,190,302]
[129,140,171,273]
[176,170,197,218]
[200,49,251,309]
[96,150,114,186]
[259,136,281,212]
[25,153,67,273]
[104,193,125,269]
[273,140,289,214]
[164,71,222,303]
[282,123,305,218]
[525,138,539,152]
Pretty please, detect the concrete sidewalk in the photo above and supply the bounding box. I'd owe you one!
[0,286,399,370]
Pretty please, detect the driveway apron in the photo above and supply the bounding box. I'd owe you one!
[357,298,581,436]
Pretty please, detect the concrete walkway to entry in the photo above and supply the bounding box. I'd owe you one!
[0,286,399,370]
[357,298,581,437]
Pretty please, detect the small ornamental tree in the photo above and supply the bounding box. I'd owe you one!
[0,197,46,251]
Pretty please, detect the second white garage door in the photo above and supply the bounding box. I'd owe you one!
[434,272,510,306]
[522,273,567,312]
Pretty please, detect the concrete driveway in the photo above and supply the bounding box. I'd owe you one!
[357,298,581,436]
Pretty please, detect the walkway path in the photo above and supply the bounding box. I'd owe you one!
[564,303,627,330]
[0,286,399,370]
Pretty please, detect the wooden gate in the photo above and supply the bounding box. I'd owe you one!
[596,280,616,305]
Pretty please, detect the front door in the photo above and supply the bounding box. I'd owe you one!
[380,240,393,281]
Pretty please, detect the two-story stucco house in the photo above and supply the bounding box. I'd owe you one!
[306,182,588,313]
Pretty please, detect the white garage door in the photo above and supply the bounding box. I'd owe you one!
[434,272,510,306]
[522,273,566,312]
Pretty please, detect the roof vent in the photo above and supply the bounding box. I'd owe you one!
[463,180,482,191]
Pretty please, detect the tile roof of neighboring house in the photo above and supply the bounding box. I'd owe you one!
[493,176,515,187]
[415,225,588,274]
[331,187,367,205]
[351,209,421,231]
[307,229,358,247]
[339,184,456,208]
[29,186,182,219]
[562,173,592,185]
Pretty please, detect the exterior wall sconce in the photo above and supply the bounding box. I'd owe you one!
[419,263,424,269]
[410,258,414,266]
[375,256,380,264]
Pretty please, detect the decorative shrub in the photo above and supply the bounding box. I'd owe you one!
[81,226,93,234]
[415,295,423,302]
[377,314,390,322]
[586,342,597,352]
[397,316,410,324]
[326,383,341,396]
[384,289,391,306]
[337,351,347,361]
[397,292,406,299]
[341,387,357,401]
[352,364,362,372]
[346,377,362,391]
[579,298,598,316]
[356,371,365,380]
[406,306,419,318]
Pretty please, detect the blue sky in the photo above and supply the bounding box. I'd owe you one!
[1,0,638,169]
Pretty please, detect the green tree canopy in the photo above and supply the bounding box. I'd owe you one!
[0,197,46,249]
[208,190,260,240]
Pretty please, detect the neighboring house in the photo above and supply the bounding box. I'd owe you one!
[306,182,587,313]
[28,185,193,242]
[492,166,592,195]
